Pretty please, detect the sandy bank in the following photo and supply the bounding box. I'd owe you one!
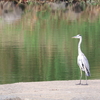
[0,80,100,100]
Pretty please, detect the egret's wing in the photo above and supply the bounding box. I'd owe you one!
[77,53,90,76]
[82,54,90,69]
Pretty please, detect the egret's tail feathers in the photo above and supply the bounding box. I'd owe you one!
[87,72,91,76]
[86,68,91,76]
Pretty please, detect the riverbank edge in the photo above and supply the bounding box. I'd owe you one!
[0,80,100,100]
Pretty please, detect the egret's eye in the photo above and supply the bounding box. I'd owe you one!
[78,34,81,36]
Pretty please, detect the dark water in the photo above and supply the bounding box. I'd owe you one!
[0,9,100,84]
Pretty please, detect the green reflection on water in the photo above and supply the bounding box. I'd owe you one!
[0,9,100,84]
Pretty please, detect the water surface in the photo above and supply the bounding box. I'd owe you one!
[0,6,100,84]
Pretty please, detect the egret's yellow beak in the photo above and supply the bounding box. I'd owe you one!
[72,36,77,38]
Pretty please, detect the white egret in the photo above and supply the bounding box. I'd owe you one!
[72,34,90,85]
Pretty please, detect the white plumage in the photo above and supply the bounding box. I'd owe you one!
[72,34,90,85]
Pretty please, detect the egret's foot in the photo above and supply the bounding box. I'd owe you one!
[81,83,88,85]
[85,83,88,85]
[76,83,81,85]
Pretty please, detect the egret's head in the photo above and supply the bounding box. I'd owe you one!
[72,34,82,39]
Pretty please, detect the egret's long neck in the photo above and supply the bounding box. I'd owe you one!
[78,37,82,55]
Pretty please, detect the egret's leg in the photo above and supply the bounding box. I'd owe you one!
[76,70,82,85]
[80,70,82,84]
[85,75,88,85]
